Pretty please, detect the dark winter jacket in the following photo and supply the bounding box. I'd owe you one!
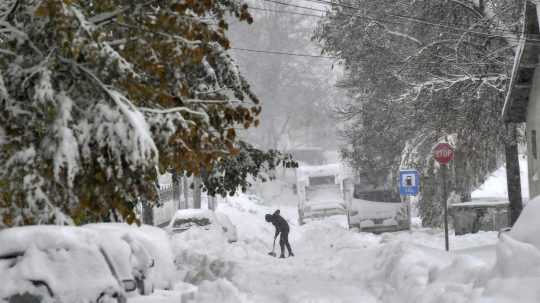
[266,210,289,238]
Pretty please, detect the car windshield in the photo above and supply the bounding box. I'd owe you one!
[173,217,211,229]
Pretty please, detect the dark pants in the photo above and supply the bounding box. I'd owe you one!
[279,230,293,256]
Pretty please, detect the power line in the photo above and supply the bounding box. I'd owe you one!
[229,46,514,68]
[259,0,329,14]
[230,47,338,58]
[249,6,324,18]
[259,0,530,43]
[300,0,521,36]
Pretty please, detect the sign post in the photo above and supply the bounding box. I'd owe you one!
[433,143,454,251]
[399,169,420,229]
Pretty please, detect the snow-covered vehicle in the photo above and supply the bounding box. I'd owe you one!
[165,209,238,243]
[296,164,350,225]
[0,226,135,303]
[84,223,176,294]
[347,189,410,233]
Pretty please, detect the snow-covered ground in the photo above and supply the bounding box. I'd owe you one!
[166,159,537,303]
[3,160,538,303]
[166,191,537,303]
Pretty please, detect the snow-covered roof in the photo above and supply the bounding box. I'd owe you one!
[0,225,98,257]
[172,209,215,220]
[296,163,344,181]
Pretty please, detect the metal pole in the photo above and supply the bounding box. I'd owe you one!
[408,196,412,230]
[442,164,449,251]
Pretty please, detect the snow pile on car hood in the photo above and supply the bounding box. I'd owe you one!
[0,226,121,302]
[171,209,214,221]
[84,223,176,289]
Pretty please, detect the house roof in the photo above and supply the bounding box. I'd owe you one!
[502,1,540,123]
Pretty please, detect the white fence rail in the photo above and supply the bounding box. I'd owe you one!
[151,180,216,227]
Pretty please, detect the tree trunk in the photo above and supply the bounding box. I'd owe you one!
[183,176,189,208]
[142,200,154,225]
[208,196,217,211]
[454,149,471,202]
[193,176,202,209]
[172,171,181,210]
[505,123,523,226]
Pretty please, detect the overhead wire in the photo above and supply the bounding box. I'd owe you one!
[231,0,524,66]
[259,0,532,43]
[229,46,512,67]
[230,47,337,58]
[299,0,523,37]
[248,6,324,18]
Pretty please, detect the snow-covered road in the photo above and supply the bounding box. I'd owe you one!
[171,194,506,303]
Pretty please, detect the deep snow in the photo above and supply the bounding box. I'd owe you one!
[2,160,537,303]
[170,191,536,303]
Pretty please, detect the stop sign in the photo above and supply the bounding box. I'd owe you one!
[433,143,454,165]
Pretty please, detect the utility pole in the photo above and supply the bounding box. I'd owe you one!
[505,123,523,225]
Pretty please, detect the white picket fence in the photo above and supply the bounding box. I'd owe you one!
[151,182,215,227]
[153,184,178,227]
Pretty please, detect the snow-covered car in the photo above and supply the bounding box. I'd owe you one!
[348,189,410,233]
[0,226,135,303]
[166,209,238,243]
[85,223,176,291]
[84,223,157,296]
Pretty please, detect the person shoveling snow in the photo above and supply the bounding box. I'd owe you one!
[265,210,294,258]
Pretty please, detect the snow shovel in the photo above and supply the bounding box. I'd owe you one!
[268,237,277,257]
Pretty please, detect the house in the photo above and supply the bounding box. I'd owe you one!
[502,0,540,199]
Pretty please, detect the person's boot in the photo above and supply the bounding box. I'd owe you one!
[289,252,295,257]
[279,254,285,258]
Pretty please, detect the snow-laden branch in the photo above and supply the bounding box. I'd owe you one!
[0,48,16,56]
[185,98,243,104]
[138,106,209,122]
[395,73,508,102]
[403,39,458,62]
[0,0,19,22]
[460,0,519,48]
[88,1,155,25]
[59,57,158,163]
[369,21,423,46]
[70,6,138,77]
[419,74,507,87]
[114,21,203,47]
[447,0,484,18]
[0,20,43,56]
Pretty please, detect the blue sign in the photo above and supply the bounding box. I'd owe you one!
[399,169,419,196]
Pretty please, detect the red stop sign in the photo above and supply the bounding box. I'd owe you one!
[433,143,454,165]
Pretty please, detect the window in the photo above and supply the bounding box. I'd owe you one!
[533,130,537,160]
[173,218,211,228]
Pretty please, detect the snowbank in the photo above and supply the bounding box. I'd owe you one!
[508,197,540,248]
[192,279,249,303]
[478,197,540,303]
